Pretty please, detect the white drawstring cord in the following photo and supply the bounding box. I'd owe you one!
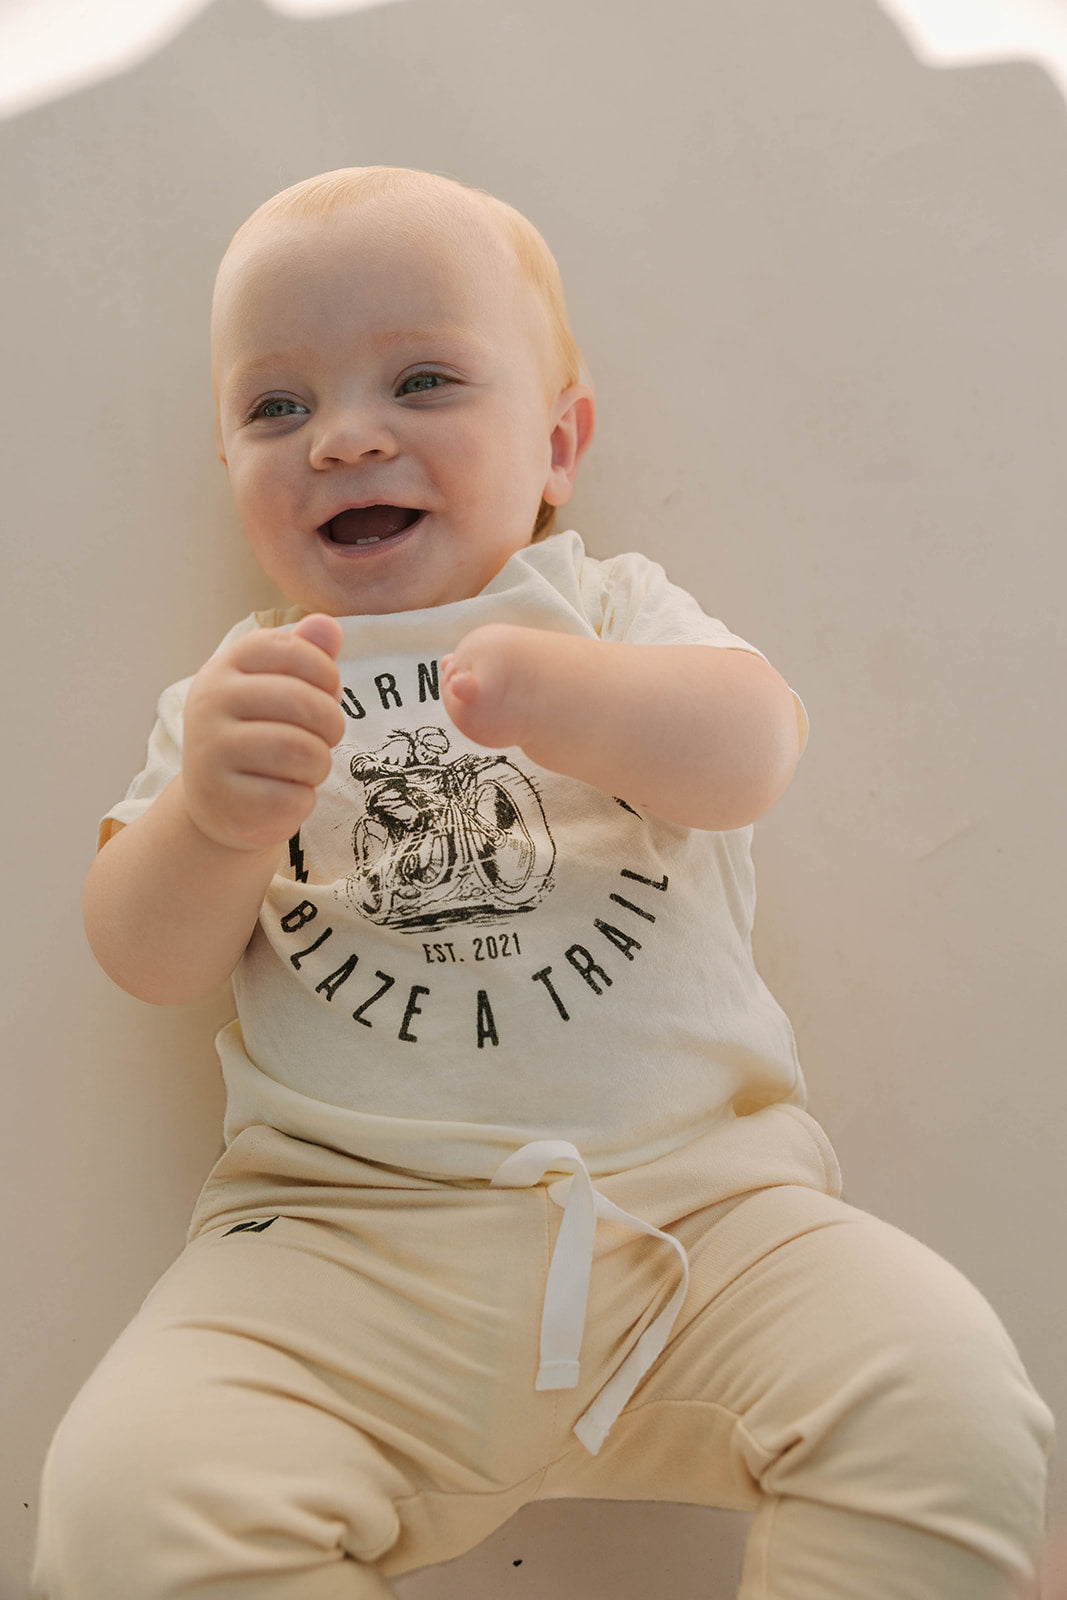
[491,1139,690,1455]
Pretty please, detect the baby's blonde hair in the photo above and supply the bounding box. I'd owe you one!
[214,165,588,542]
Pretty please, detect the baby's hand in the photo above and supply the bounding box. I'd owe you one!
[182,614,346,852]
[440,623,538,751]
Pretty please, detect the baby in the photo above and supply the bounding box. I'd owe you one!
[33,168,1053,1600]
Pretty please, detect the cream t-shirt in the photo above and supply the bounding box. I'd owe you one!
[101,530,837,1189]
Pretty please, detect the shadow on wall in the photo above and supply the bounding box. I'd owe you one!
[392,1503,750,1600]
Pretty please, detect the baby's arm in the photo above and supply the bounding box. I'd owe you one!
[440,624,801,831]
[83,615,346,1006]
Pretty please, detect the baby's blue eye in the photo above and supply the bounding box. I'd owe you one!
[398,372,446,395]
[256,397,306,419]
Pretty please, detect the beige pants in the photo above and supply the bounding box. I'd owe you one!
[32,1121,1054,1599]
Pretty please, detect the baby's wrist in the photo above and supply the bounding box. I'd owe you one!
[177,773,277,859]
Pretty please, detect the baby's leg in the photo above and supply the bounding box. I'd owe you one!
[31,1251,406,1599]
[31,1152,556,1600]
[539,1184,1054,1600]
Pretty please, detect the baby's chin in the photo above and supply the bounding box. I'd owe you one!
[281,576,484,621]
[263,517,542,619]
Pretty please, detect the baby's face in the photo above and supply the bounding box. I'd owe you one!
[213,204,582,616]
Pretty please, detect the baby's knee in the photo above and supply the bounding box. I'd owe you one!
[32,1400,140,1595]
[792,1232,1054,1554]
[32,1360,199,1600]
[32,1335,412,1600]
[886,1302,1052,1485]
[843,1305,1053,1587]
[883,1239,1052,1480]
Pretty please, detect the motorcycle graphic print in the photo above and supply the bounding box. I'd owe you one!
[343,727,556,931]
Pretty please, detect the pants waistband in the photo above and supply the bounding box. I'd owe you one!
[491,1139,690,1457]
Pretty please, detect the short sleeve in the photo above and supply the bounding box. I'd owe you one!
[97,676,192,850]
[591,550,809,757]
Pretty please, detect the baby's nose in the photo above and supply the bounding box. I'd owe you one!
[309,407,399,466]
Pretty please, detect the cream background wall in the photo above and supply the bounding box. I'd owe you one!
[3,0,1064,1593]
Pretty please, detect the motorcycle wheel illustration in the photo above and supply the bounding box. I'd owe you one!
[350,817,390,916]
[469,764,554,902]
[351,816,451,915]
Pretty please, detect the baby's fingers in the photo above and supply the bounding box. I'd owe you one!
[225,719,336,790]
[228,671,347,749]
[231,625,342,701]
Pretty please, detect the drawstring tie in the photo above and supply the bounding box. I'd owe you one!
[490,1139,690,1456]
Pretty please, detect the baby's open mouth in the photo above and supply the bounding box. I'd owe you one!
[322,506,424,545]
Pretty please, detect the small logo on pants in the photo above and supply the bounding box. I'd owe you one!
[223,1216,280,1235]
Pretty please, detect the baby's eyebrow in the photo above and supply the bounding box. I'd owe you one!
[376,324,489,354]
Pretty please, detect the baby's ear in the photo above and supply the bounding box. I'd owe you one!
[543,385,596,506]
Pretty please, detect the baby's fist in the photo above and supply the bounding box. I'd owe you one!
[290,612,344,661]
[440,624,536,750]
[181,611,347,853]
